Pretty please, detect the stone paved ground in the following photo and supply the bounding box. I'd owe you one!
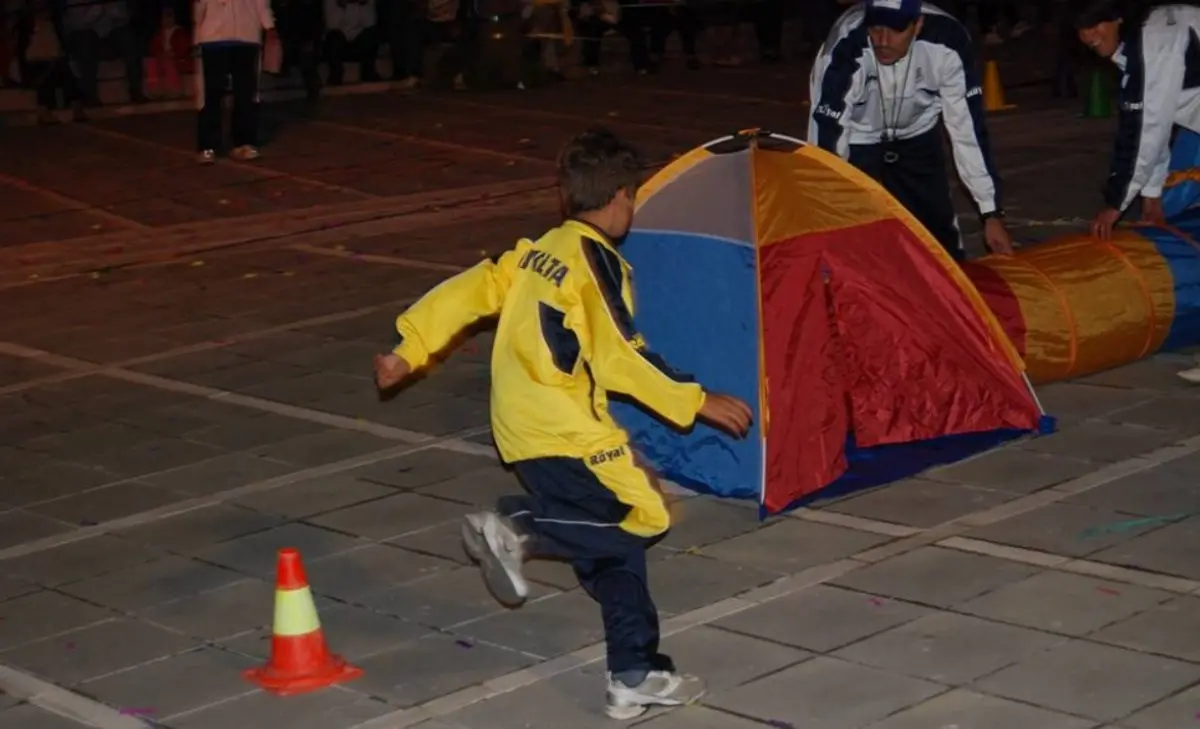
[2,57,1200,729]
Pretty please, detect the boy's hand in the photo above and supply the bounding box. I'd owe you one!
[374,353,412,390]
[698,392,753,438]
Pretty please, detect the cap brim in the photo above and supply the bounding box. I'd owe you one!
[863,8,918,31]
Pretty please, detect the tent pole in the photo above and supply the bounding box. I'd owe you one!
[1021,372,1046,415]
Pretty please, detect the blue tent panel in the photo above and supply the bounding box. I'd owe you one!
[610,229,763,500]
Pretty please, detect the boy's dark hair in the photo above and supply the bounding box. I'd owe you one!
[556,128,644,216]
[1067,0,1137,29]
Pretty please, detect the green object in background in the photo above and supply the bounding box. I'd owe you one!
[1083,68,1115,118]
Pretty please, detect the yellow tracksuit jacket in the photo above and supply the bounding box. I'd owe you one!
[391,219,705,533]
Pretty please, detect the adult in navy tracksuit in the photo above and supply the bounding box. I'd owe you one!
[1071,0,1200,386]
[808,0,1014,261]
[1070,0,1200,240]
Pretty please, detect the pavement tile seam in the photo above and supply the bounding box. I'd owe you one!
[0,661,149,729]
[0,337,479,448]
[74,124,381,203]
[0,612,121,653]
[0,436,490,564]
[939,537,1200,594]
[798,578,1199,678]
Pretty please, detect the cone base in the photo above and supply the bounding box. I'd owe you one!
[244,656,364,697]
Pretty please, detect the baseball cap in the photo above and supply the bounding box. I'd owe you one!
[863,0,922,31]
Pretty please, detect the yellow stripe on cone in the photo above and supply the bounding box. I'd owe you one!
[273,586,322,637]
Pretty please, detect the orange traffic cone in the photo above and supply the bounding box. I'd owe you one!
[982,60,1016,112]
[243,548,363,696]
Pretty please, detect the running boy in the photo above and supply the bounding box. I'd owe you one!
[373,128,753,720]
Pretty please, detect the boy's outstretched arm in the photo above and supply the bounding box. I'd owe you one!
[571,242,752,437]
[375,243,528,389]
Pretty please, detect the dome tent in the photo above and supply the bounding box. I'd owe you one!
[609,130,1050,514]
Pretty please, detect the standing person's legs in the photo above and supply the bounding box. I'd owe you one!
[887,132,964,261]
[753,0,782,61]
[324,29,350,83]
[66,29,101,103]
[675,4,700,67]
[618,5,653,72]
[111,25,148,101]
[195,43,230,156]
[352,27,382,80]
[228,43,261,154]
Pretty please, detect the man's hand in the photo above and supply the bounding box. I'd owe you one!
[1140,196,1166,226]
[374,353,412,391]
[982,218,1014,256]
[698,392,753,438]
[1091,207,1122,241]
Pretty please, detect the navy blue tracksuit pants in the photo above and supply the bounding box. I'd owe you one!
[499,454,673,676]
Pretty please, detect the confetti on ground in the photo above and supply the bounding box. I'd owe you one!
[1081,512,1196,538]
[1096,586,1121,596]
[683,546,703,555]
[118,707,156,717]
[243,273,258,279]
[455,638,475,649]
[218,199,230,205]
[190,260,205,267]
[868,597,885,607]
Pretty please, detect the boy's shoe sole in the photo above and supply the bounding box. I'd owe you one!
[605,672,706,720]
[462,512,528,607]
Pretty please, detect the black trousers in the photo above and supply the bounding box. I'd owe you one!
[66,26,143,103]
[196,43,260,151]
[499,456,672,676]
[850,125,965,262]
[324,27,381,83]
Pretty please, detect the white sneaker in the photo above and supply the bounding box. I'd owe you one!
[230,145,260,161]
[606,671,706,720]
[462,512,528,606]
[1178,366,1200,384]
[197,149,215,164]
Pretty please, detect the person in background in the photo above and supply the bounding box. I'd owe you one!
[16,0,84,122]
[1073,0,1199,239]
[523,0,570,80]
[978,0,1030,46]
[380,0,422,89]
[809,0,1015,261]
[1071,0,1200,384]
[62,0,147,104]
[753,0,781,62]
[136,0,193,97]
[275,0,323,102]
[660,0,701,70]
[324,0,379,83]
[573,0,618,75]
[194,0,278,163]
[1068,0,1200,385]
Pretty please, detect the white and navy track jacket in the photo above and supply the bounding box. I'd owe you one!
[1106,4,1200,211]
[808,3,1001,215]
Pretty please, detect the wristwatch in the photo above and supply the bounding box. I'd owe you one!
[980,209,1006,222]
